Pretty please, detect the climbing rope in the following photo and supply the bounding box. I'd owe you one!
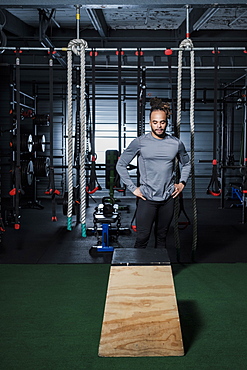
[66,41,73,230]
[79,40,88,237]
[175,37,198,260]
[189,46,198,258]
[66,39,88,236]
[173,48,182,259]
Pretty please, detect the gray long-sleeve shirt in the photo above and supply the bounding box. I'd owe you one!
[116,132,191,201]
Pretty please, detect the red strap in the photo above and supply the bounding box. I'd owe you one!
[45,189,60,195]
[207,190,221,197]
[44,188,53,195]
[86,186,100,194]
[113,186,125,192]
[9,188,17,196]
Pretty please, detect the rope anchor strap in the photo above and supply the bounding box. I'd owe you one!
[86,156,102,194]
[207,52,221,198]
[207,160,221,196]
[178,194,191,230]
[67,39,88,235]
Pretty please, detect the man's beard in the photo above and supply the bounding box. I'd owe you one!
[151,127,166,138]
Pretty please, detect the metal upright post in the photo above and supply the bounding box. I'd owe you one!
[91,50,96,159]
[140,66,146,134]
[136,49,145,187]
[75,5,81,39]
[14,48,22,230]
[49,49,58,221]
[75,5,83,220]
[117,48,122,155]
[242,74,247,223]
[49,52,54,171]
[123,100,126,150]
[136,48,142,137]
[220,87,227,209]
[186,4,190,39]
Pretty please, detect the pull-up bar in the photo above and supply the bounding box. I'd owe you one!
[84,65,247,70]
[1,46,247,52]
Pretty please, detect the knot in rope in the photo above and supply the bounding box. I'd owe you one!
[179,38,193,49]
[68,39,88,56]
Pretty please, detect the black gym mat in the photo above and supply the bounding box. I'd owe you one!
[1,197,247,264]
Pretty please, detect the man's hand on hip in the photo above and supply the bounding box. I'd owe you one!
[133,187,146,200]
[172,183,185,198]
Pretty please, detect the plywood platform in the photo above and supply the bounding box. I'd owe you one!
[98,262,184,357]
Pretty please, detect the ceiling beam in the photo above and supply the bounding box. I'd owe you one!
[1,9,35,37]
[86,8,108,38]
[5,26,247,49]
[55,28,247,43]
[193,7,220,31]
[2,1,247,9]
[38,8,66,68]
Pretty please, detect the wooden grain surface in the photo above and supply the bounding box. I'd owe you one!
[98,265,184,357]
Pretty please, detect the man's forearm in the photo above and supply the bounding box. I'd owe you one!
[116,161,137,193]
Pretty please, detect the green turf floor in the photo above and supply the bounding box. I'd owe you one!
[1,263,247,370]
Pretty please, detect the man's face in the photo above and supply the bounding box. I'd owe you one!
[149,110,167,139]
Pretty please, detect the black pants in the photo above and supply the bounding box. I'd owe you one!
[134,197,174,249]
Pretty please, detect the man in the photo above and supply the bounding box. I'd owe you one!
[116,98,191,249]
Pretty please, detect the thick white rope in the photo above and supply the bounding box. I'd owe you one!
[176,49,183,136]
[79,40,88,237]
[67,39,88,234]
[67,44,73,230]
[173,48,183,256]
[190,49,198,255]
[175,38,198,258]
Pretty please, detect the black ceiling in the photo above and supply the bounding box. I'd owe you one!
[1,1,247,49]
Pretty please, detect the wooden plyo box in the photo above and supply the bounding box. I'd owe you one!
[98,249,184,357]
